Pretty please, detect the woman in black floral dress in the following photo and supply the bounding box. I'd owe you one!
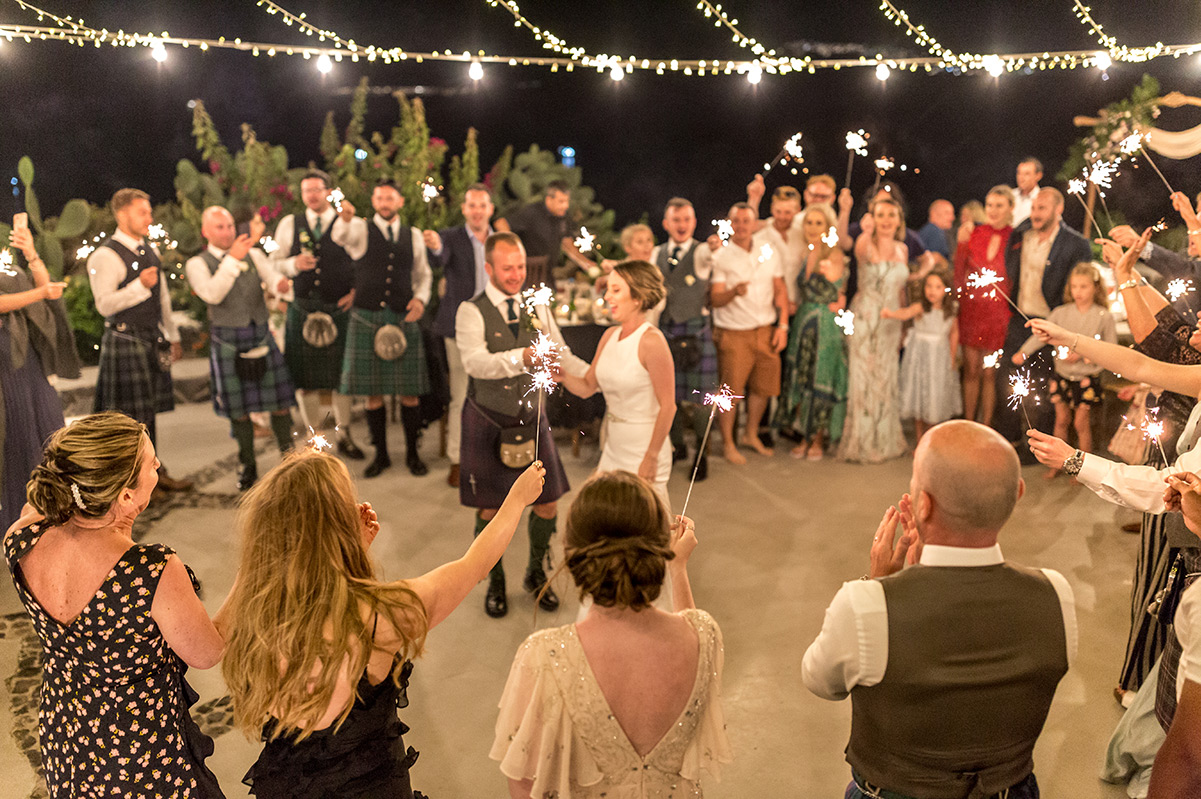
[3,412,227,797]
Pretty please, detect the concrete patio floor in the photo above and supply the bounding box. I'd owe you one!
[1,401,1143,797]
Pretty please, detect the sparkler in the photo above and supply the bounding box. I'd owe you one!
[1066,176,1102,234]
[420,180,440,203]
[521,285,560,458]
[1120,131,1176,194]
[1086,160,1122,230]
[679,384,742,519]
[821,226,839,249]
[757,243,774,263]
[573,226,596,254]
[1142,413,1169,465]
[845,129,869,187]
[259,236,280,255]
[147,223,178,251]
[764,132,804,173]
[982,348,1004,369]
[834,308,855,336]
[327,188,345,213]
[1007,368,1036,430]
[712,218,734,246]
[965,268,1029,320]
[1167,278,1194,302]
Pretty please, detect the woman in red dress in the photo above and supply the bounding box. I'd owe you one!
[953,185,1014,426]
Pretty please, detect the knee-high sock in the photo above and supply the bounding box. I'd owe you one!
[230,417,256,469]
[366,405,389,459]
[400,403,422,457]
[332,393,356,443]
[528,513,557,575]
[295,391,323,432]
[270,412,295,453]
[474,511,504,581]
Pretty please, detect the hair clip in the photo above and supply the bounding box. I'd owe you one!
[70,483,87,511]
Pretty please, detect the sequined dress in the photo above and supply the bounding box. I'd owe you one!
[491,608,731,798]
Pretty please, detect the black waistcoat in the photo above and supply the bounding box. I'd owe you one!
[353,221,415,312]
[288,213,354,303]
[104,239,163,328]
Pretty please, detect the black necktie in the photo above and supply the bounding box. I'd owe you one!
[312,217,323,240]
[386,224,395,243]
[505,298,520,337]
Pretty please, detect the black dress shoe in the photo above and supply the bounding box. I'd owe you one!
[338,439,366,460]
[364,454,391,478]
[236,463,257,492]
[524,569,560,612]
[672,444,688,464]
[692,455,708,482]
[485,575,508,618]
[406,451,429,476]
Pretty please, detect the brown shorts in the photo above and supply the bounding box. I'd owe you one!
[713,325,781,398]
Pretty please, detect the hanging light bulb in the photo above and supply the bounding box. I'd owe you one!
[875,63,891,81]
[1095,51,1112,71]
[468,60,484,81]
[609,63,624,81]
[747,62,762,84]
[151,41,168,63]
[316,53,333,74]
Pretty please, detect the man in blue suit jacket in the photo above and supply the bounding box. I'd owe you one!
[995,187,1093,447]
[426,183,495,487]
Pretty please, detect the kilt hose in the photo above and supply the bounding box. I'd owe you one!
[339,309,430,398]
[208,322,296,420]
[284,298,349,391]
[459,398,569,509]
[93,324,174,424]
[661,316,718,403]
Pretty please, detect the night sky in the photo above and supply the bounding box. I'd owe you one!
[2,0,1200,234]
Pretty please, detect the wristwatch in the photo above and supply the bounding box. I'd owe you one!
[1062,449,1085,476]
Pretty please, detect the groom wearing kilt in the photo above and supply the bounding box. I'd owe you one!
[455,232,589,618]
[338,180,433,478]
[87,188,191,491]
[184,207,296,490]
[271,170,364,458]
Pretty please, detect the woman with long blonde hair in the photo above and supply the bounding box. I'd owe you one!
[223,449,544,797]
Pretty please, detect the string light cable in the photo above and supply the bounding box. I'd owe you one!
[1071,1,1169,63]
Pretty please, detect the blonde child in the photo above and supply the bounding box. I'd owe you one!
[883,270,961,442]
[1014,261,1117,478]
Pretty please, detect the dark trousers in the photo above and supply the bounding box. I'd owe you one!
[846,770,1039,799]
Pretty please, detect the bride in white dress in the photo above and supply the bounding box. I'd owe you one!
[558,260,677,508]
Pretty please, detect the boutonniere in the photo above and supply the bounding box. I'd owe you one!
[684,274,697,286]
[298,230,317,255]
[523,307,544,332]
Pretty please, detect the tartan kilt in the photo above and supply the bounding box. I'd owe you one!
[93,326,174,424]
[661,317,718,403]
[339,309,430,397]
[459,398,569,509]
[209,323,297,419]
[284,300,349,391]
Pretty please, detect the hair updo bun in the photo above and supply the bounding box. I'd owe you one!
[26,412,146,526]
[564,471,673,611]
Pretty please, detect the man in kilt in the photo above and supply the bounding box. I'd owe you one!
[271,169,364,459]
[337,180,432,478]
[650,197,717,481]
[87,188,192,492]
[184,206,296,490]
[455,232,589,618]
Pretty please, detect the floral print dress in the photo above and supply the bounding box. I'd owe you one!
[3,522,224,798]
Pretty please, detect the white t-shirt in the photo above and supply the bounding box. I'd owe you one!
[710,239,784,331]
[1175,578,1201,700]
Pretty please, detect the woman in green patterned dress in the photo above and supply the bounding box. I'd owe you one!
[774,203,848,460]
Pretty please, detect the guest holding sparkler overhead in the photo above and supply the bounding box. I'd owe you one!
[454,232,588,618]
[954,185,1014,427]
[1014,262,1116,480]
[839,196,909,464]
[556,261,676,507]
[995,188,1092,449]
[1108,190,1201,314]
[775,202,848,460]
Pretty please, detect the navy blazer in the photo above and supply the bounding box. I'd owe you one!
[1004,219,1092,323]
[431,225,485,339]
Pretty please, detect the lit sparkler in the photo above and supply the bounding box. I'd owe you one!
[965,268,1028,320]
[76,243,95,260]
[834,309,855,336]
[1167,278,1194,303]
[420,180,440,203]
[874,157,895,174]
[327,188,345,213]
[1121,130,1176,194]
[1153,218,1169,233]
[1067,176,1102,233]
[821,226,839,249]
[1142,410,1169,465]
[764,132,804,173]
[1087,160,1121,229]
[1055,345,1071,360]
[520,285,560,458]
[147,223,178,251]
[757,243,774,264]
[712,218,734,245]
[982,348,1004,369]
[1007,368,1036,429]
[259,236,280,255]
[573,226,596,254]
[679,384,742,519]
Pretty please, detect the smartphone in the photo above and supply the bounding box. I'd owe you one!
[13,212,27,232]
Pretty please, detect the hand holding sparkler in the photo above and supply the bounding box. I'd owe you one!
[1164,473,1201,523]
[1025,428,1078,470]
[845,129,869,188]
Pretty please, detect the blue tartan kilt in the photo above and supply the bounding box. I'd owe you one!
[338,309,430,397]
[283,300,349,391]
[660,317,719,404]
[459,397,569,509]
[93,326,174,424]
[209,323,296,419]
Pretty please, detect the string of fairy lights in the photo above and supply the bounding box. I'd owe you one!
[1,0,1199,81]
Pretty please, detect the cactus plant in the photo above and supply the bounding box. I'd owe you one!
[13,156,96,279]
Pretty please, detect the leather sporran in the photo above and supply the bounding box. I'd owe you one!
[154,338,173,372]
[373,323,407,361]
[234,345,270,382]
[499,427,536,469]
[302,311,337,348]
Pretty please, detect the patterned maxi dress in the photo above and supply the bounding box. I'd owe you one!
[3,523,223,798]
[775,268,848,443]
[838,255,909,463]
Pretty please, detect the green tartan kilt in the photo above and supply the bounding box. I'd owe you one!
[284,300,349,390]
[339,308,429,397]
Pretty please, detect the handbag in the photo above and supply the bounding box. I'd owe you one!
[499,427,537,469]
[1107,387,1151,465]
[302,311,338,348]
[667,333,702,372]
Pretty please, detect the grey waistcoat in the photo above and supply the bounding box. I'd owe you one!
[200,250,269,328]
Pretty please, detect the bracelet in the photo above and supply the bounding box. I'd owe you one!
[1190,228,1201,236]
[1070,333,1080,353]
[1117,278,1145,291]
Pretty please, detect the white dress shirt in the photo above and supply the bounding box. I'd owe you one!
[1012,185,1041,227]
[454,281,588,381]
[754,223,806,305]
[269,207,354,278]
[337,213,433,305]
[709,239,784,331]
[86,230,179,343]
[1076,401,1201,514]
[183,244,278,307]
[801,544,1078,701]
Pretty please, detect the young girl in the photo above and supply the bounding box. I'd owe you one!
[883,270,962,442]
[1014,262,1117,478]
